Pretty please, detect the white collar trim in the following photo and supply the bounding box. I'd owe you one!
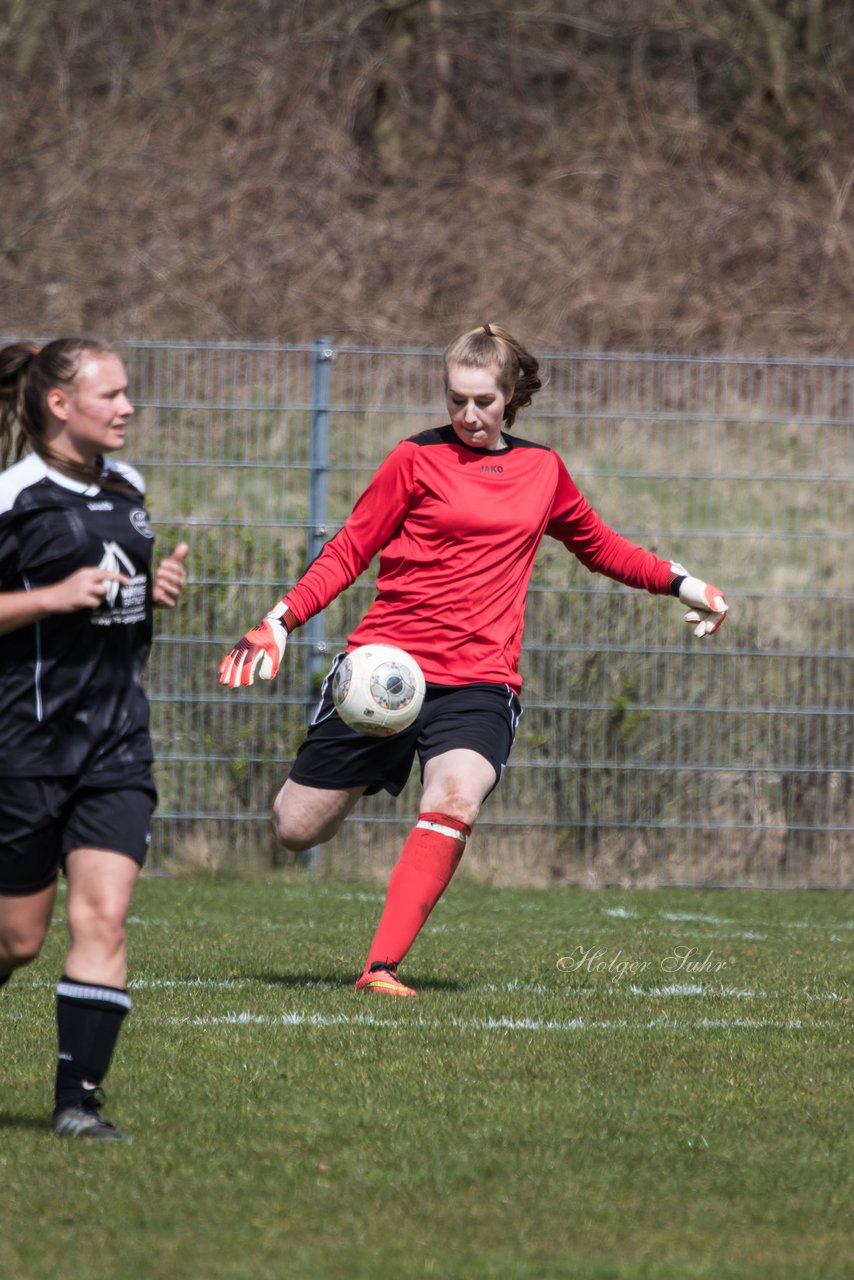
[44,464,101,497]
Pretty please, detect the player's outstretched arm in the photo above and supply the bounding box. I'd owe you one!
[218,599,295,688]
[670,564,728,638]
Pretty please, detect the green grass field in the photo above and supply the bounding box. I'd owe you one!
[2,877,851,1280]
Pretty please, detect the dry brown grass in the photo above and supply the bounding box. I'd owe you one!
[1,1,852,355]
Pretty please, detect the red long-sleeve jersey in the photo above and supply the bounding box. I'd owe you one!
[284,425,675,693]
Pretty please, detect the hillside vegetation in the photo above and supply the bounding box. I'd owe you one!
[1,0,852,353]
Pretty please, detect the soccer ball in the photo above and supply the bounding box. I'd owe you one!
[332,644,426,737]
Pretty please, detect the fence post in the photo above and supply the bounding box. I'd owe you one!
[304,336,334,705]
[300,337,335,869]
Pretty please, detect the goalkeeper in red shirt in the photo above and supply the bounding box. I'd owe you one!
[219,324,727,997]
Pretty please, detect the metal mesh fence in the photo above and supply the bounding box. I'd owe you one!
[88,341,854,887]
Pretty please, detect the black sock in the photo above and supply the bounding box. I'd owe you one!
[0,972,9,991]
[54,974,132,1113]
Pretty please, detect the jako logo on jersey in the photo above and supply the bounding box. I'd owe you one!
[87,501,113,511]
[98,541,137,608]
[481,464,504,474]
[130,509,154,539]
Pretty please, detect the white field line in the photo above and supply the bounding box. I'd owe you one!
[15,976,845,1001]
[0,1010,832,1033]
[109,913,850,942]
[626,983,769,998]
[152,1010,816,1032]
[56,880,853,933]
[67,916,843,945]
[601,906,852,932]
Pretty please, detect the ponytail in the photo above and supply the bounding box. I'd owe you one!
[0,342,41,468]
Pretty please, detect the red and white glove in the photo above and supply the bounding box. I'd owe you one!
[218,602,289,687]
[671,565,728,638]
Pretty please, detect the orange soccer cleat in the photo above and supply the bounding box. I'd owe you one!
[355,961,417,998]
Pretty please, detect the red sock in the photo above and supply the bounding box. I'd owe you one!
[364,812,471,970]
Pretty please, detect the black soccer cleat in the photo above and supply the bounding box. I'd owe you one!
[51,1088,130,1141]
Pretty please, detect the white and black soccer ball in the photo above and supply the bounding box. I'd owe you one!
[332,644,426,737]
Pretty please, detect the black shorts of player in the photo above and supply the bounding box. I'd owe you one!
[0,771,158,896]
[289,656,523,798]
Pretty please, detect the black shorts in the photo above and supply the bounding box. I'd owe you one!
[0,773,157,896]
[289,656,522,797]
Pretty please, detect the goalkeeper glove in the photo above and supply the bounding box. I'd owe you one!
[670,565,728,638]
[218,601,290,687]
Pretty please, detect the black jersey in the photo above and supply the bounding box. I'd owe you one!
[0,454,157,780]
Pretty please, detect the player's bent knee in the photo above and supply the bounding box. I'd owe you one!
[272,780,359,852]
[271,810,323,853]
[0,933,45,969]
[272,822,310,854]
[272,808,346,852]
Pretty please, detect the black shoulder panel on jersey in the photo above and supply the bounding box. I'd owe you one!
[501,433,552,452]
[406,424,553,453]
[406,425,458,447]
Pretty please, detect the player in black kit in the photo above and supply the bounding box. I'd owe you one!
[0,338,188,1140]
